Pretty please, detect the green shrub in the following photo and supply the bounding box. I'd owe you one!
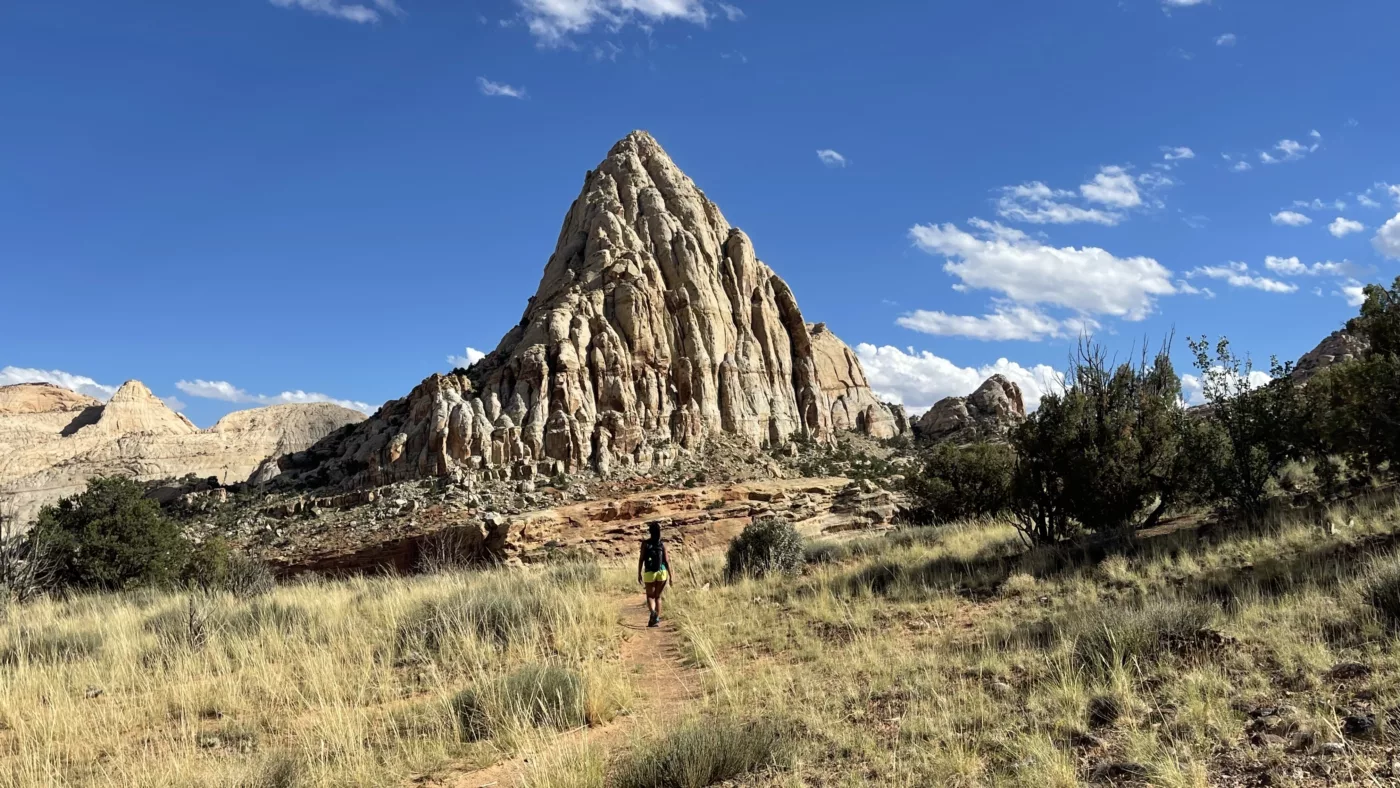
[1010,338,1197,546]
[610,715,793,788]
[452,664,586,742]
[725,518,804,581]
[29,476,190,591]
[905,442,1014,524]
[0,625,103,666]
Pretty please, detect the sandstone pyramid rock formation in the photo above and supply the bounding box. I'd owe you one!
[914,375,1026,444]
[278,131,905,491]
[0,381,365,527]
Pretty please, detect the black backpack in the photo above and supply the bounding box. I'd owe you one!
[642,538,665,572]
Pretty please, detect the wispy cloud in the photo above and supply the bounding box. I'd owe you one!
[176,380,375,415]
[1162,146,1195,161]
[816,149,847,168]
[1188,262,1297,293]
[716,3,745,21]
[855,343,1064,415]
[1215,33,1237,46]
[0,366,118,401]
[478,77,527,99]
[268,0,401,24]
[516,0,710,45]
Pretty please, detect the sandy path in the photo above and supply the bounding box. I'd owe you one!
[414,595,698,788]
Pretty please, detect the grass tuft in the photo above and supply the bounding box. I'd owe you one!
[610,716,793,788]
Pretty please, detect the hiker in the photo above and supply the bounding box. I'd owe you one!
[637,522,670,627]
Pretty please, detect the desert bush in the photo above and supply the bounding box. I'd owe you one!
[0,514,55,604]
[725,518,805,581]
[610,715,794,788]
[1010,339,1193,546]
[803,540,852,566]
[29,476,190,591]
[1187,337,1305,519]
[184,537,275,597]
[452,664,586,742]
[0,624,103,666]
[221,600,317,639]
[542,559,602,589]
[905,442,1014,524]
[416,527,482,574]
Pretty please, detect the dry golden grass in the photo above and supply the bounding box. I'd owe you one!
[11,497,1400,787]
[0,563,626,787]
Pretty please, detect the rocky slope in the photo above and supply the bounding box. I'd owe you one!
[1290,329,1369,384]
[0,381,365,527]
[273,131,904,492]
[914,375,1026,443]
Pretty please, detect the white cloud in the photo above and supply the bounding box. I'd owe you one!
[995,182,1122,226]
[895,305,1096,342]
[1261,138,1315,165]
[1337,279,1367,307]
[517,0,709,45]
[477,77,527,99]
[1163,0,1210,6]
[909,219,1176,320]
[1080,166,1142,208]
[1163,146,1196,161]
[1264,255,1306,276]
[448,347,488,369]
[1271,210,1312,227]
[1215,33,1236,46]
[1359,194,1382,209]
[175,380,375,415]
[0,367,119,401]
[268,0,400,23]
[1293,198,1347,212]
[1181,368,1272,406]
[1375,213,1400,260]
[1231,160,1252,172]
[816,149,847,168]
[1329,217,1365,238]
[163,396,188,413]
[1188,262,1297,293]
[716,2,744,21]
[854,343,1064,415]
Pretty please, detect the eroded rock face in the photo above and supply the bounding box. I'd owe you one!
[1291,329,1369,384]
[284,131,903,490]
[914,375,1026,443]
[0,381,365,527]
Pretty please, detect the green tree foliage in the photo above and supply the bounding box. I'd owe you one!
[725,518,805,581]
[1302,276,1400,481]
[905,442,1014,525]
[1009,340,1190,545]
[28,477,190,591]
[1187,337,1304,518]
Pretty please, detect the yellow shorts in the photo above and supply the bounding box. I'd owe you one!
[642,569,669,584]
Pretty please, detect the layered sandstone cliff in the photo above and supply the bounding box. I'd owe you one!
[0,381,365,527]
[275,131,904,491]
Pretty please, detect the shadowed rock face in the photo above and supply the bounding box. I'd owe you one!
[914,375,1026,443]
[280,131,904,490]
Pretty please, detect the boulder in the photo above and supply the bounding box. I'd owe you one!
[914,375,1026,443]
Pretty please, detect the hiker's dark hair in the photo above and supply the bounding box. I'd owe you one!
[648,522,661,539]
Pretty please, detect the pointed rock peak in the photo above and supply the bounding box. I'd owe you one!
[109,380,159,403]
[285,132,905,490]
[96,380,195,435]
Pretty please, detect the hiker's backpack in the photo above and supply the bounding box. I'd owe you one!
[642,538,665,572]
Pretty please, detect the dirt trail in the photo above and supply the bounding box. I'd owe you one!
[417,595,699,788]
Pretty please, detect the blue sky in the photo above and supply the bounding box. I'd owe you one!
[3,0,1399,426]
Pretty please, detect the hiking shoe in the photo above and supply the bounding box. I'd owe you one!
[648,613,659,628]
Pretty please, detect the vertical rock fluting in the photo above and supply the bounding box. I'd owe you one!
[297,131,903,488]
